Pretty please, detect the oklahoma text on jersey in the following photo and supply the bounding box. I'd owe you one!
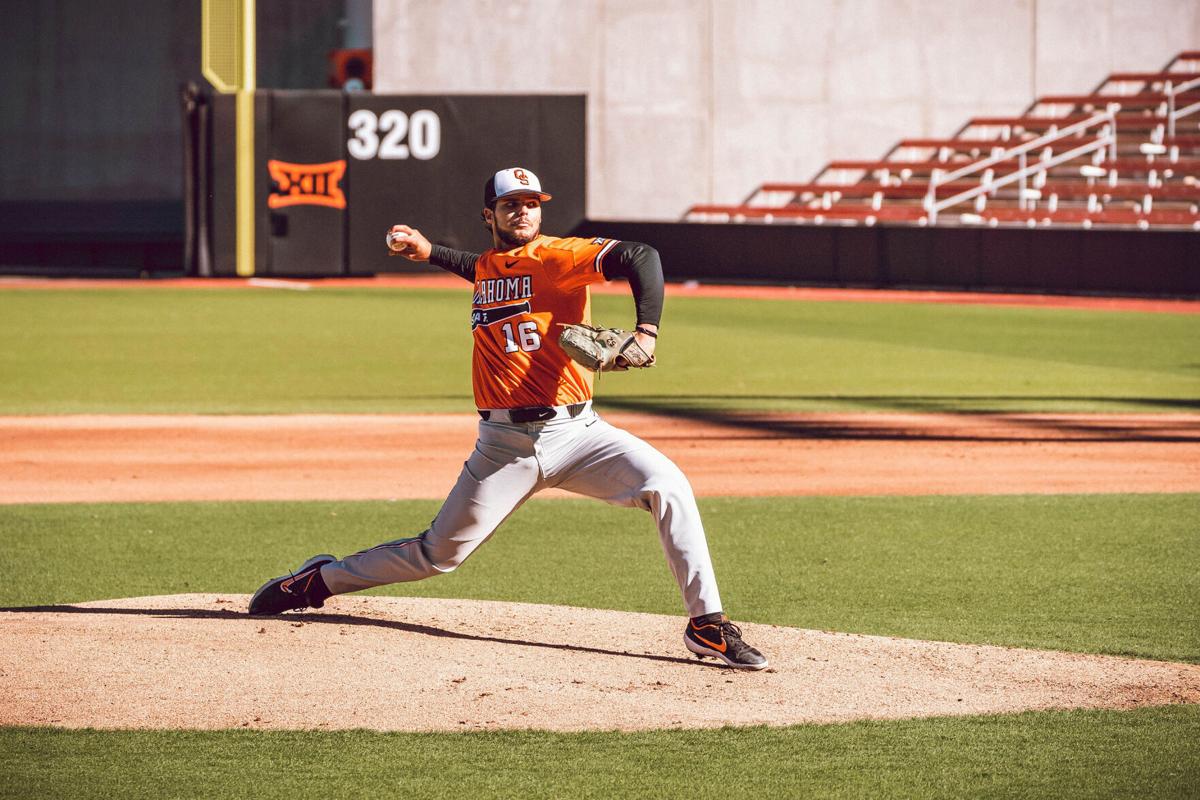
[473,275,533,306]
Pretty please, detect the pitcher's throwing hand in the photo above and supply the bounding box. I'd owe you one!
[385,224,432,260]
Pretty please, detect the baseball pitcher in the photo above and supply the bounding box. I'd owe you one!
[249,167,767,670]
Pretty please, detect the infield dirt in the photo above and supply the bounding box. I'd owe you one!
[3,594,1198,733]
[2,412,1198,503]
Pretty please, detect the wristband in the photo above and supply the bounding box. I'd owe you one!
[635,326,658,338]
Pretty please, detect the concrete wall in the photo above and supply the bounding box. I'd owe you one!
[373,0,1200,220]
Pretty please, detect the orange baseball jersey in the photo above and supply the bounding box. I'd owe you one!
[470,234,618,409]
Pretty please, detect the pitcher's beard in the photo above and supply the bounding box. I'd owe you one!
[495,223,539,249]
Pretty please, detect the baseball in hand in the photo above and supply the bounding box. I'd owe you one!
[386,231,411,253]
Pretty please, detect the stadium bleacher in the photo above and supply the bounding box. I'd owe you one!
[686,51,1200,231]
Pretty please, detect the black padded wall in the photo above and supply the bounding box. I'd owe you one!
[201,91,586,277]
[569,221,1200,296]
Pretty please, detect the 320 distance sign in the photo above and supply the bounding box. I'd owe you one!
[347,109,442,160]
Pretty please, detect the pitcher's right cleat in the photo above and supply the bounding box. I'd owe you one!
[248,554,336,615]
[684,614,769,670]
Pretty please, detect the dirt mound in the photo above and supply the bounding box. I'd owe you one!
[3,594,1196,732]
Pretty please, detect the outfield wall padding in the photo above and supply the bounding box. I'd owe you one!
[570,221,1200,296]
[199,91,586,278]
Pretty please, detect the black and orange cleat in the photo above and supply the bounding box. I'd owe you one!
[248,554,336,615]
[684,613,769,670]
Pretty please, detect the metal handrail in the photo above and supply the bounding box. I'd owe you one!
[1166,76,1200,137]
[924,107,1117,223]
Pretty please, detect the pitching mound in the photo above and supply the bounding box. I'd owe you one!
[3,594,1197,732]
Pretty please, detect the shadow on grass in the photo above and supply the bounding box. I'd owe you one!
[594,395,1200,442]
[0,603,709,669]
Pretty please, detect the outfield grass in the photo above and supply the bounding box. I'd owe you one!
[3,706,1197,799]
[2,288,1197,413]
[4,494,1197,662]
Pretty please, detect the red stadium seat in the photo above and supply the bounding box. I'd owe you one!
[690,51,1200,231]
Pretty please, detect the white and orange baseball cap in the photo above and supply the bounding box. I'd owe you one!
[483,167,552,206]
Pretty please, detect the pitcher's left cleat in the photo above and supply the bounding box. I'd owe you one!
[684,613,769,670]
[248,554,336,615]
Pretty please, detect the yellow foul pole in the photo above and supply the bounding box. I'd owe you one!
[235,0,256,277]
[201,0,256,277]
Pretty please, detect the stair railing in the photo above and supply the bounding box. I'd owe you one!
[1166,76,1200,137]
[924,106,1117,224]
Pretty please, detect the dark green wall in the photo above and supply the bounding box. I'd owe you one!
[0,0,344,205]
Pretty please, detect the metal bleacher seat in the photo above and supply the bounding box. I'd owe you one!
[686,51,1200,231]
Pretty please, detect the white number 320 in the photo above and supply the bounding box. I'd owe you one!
[347,109,441,160]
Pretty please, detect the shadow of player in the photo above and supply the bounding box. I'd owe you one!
[2,603,713,668]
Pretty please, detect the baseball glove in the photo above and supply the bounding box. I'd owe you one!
[558,324,655,372]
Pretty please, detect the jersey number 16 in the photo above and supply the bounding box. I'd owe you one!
[501,321,542,353]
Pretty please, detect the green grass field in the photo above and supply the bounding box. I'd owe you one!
[4,494,1198,661]
[5,707,1197,800]
[2,287,1197,413]
[2,286,1198,798]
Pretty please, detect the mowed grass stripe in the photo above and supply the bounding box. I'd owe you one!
[2,288,1198,413]
[4,494,1197,662]
[3,706,1198,800]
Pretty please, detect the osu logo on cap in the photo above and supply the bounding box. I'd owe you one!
[267,160,347,209]
[512,168,530,186]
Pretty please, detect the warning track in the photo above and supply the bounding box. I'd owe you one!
[3,274,1197,314]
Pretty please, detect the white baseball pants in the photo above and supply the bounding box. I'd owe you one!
[319,405,723,618]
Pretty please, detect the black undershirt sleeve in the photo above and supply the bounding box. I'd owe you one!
[600,241,664,327]
[429,244,482,283]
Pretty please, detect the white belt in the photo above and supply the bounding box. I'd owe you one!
[479,401,592,424]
